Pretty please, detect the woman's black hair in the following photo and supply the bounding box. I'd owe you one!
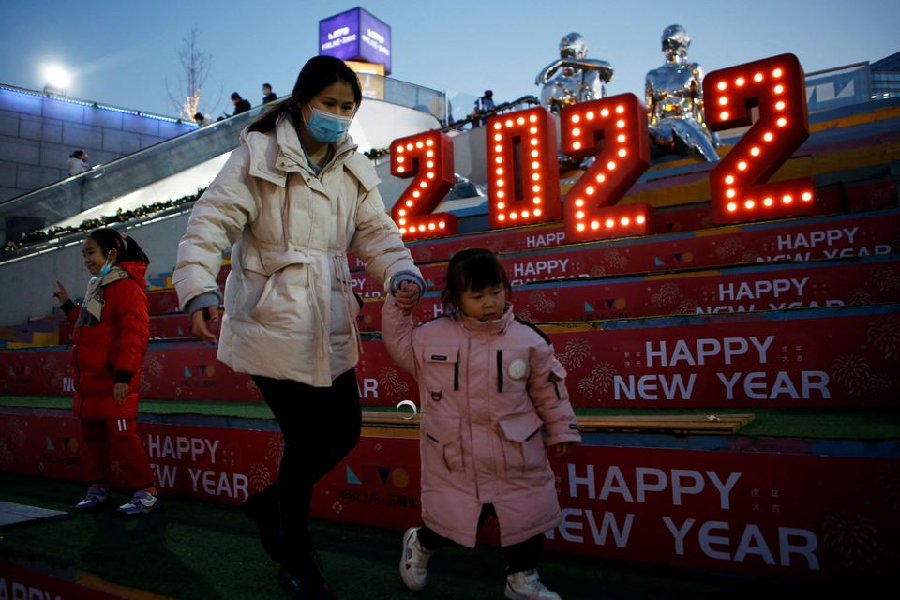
[440,248,511,316]
[247,55,363,134]
[70,150,85,159]
[87,228,149,265]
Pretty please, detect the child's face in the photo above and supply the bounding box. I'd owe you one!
[81,238,109,276]
[459,284,506,321]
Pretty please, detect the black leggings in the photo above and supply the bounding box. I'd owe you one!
[252,369,362,561]
[416,504,544,573]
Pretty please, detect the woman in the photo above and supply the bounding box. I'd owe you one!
[173,55,423,599]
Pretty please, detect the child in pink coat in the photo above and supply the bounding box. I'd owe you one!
[383,248,581,600]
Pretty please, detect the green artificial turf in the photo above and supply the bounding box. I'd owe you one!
[3,396,900,440]
[0,472,865,600]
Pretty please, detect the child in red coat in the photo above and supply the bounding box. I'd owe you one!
[54,228,158,515]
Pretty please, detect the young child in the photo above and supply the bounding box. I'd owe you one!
[53,228,159,516]
[382,248,581,600]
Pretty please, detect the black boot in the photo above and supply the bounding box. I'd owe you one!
[277,550,337,599]
[242,485,285,563]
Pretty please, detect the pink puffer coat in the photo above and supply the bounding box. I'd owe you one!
[382,296,581,547]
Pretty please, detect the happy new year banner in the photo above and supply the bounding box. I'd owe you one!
[4,306,899,408]
[1,410,896,580]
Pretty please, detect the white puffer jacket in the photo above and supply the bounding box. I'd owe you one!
[173,115,421,386]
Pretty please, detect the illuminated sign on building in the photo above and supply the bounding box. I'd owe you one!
[319,7,392,74]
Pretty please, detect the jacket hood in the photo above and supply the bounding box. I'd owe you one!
[118,260,148,289]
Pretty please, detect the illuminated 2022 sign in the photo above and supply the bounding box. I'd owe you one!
[390,53,816,241]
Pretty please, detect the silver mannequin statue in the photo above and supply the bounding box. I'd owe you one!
[645,24,720,162]
[535,32,614,114]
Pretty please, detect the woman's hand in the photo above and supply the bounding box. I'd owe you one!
[191,306,220,345]
[53,280,69,305]
[551,442,575,458]
[113,382,129,401]
[394,280,422,314]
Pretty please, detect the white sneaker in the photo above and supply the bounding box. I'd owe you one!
[74,486,109,511]
[504,569,561,600]
[399,527,433,591]
[117,490,160,516]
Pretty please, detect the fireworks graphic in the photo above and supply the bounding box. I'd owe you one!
[846,289,872,305]
[380,367,410,398]
[740,250,759,263]
[821,510,879,569]
[868,319,900,360]
[870,266,900,293]
[266,436,284,462]
[517,308,533,322]
[249,462,272,492]
[0,441,13,467]
[143,354,164,378]
[674,299,698,315]
[6,421,26,447]
[528,291,555,315]
[867,374,894,403]
[650,283,680,308]
[832,353,871,396]
[602,249,627,270]
[576,362,619,400]
[715,237,742,259]
[590,264,607,277]
[557,338,592,370]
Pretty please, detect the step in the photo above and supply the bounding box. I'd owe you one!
[139,255,900,339]
[355,255,900,332]
[1,405,896,582]
[350,207,900,298]
[139,205,900,317]
[139,179,896,295]
[4,305,898,409]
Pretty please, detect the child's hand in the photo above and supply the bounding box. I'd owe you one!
[53,280,69,305]
[394,280,421,314]
[113,382,129,401]
[551,442,575,458]
[191,306,219,345]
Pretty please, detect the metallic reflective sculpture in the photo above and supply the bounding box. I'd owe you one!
[645,24,720,161]
[535,32,614,113]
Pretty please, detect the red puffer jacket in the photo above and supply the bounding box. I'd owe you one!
[65,261,149,419]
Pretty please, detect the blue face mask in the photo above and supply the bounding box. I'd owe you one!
[98,257,113,277]
[305,107,352,144]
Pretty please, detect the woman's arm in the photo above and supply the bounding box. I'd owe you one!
[173,145,259,314]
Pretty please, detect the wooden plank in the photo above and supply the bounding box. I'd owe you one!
[360,412,756,435]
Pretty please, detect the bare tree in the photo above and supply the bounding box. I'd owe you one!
[166,26,221,121]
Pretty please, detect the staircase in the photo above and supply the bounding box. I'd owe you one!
[1,94,899,583]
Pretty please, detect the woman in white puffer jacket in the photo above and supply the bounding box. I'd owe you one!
[173,55,423,599]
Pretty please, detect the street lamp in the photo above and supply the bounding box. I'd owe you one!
[42,65,70,95]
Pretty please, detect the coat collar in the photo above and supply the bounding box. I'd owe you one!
[243,114,359,187]
[459,304,515,335]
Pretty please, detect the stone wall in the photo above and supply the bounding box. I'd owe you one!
[0,85,195,202]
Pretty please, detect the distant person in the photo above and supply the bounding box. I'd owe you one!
[382,248,580,600]
[262,82,278,104]
[66,150,89,176]
[53,229,159,516]
[231,92,251,115]
[472,90,496,127]
[173,55,423,598]
[193,112,211,126]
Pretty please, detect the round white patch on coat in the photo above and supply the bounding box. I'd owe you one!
[508,359,528,380]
